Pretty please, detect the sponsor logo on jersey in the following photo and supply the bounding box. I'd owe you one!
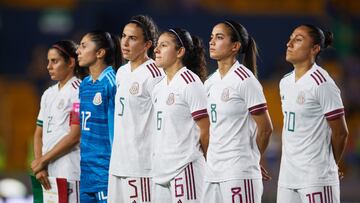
[296,91,305,105]
[93,92,102,105]
[57,99,65,109]
[221,88,230,102]
[129,82,140,95]
[166,93,175,105]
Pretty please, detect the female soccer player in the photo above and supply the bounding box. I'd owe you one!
[202,20,273,203]
[32,40,86,201]
[76,30,121,202]
[277,24,348,203]
[108,15,163,203]
[151,28,209,203]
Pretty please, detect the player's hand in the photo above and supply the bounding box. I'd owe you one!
[261,165,272,181]
[31,158,47,174]
[36,170,51,190]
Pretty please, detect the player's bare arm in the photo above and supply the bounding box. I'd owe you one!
[196,116,210,158]
[328,116,349,164]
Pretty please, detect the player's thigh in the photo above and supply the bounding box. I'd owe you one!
[153,183,172,203]
[298,185,339,203]
[220,179,263,203]
[201,182,221,203]
[169,160,205,203]
[277,186,301,203]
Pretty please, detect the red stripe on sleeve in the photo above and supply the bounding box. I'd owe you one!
[70,103,80,125]
[325,108,344,121]
[181,73,189,84]
[310,74,320,85]
[234,69,244,80]
[248,103,267,115]
[191,109,208,120]
[147,65,155,78]
[186,70,196,82]
[316,69,327,82]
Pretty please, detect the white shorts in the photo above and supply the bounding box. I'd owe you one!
[201,179,263,203]
[153,160,205,203]
[277,184,340,203]
[108,175,153,203]
[68,180,80,203]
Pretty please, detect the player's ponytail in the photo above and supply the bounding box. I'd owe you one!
[166,28,208,82]
[224,20,259,78]
[301,24,334,61]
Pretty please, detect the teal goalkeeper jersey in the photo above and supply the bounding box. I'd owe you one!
[79,66,116,192]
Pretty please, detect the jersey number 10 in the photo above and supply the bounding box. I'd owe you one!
[284,111,295,132]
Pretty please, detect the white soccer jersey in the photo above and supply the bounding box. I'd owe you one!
[152,67,208,185]
[37,76,81,180]
[278,63,345,188]
[204,61,267,182]
[110,59,164,177]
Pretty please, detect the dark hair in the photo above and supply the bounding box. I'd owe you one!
[51,40,88,79]
[301,24,334,59]
[223,20,258,77]
[129,15,159,59]
[165,28,208,82]
[86,30,122,71]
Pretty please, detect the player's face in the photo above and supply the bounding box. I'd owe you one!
[76,34,98,67]
[209,23,238,61]
[286,26,319,65]
[121,23,149,61]
[47,49,73,81]
[154,33,179,70]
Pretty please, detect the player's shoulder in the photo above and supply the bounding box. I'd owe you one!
[143,60,164,79]
[231,64,253,82]
[280,71,294,85]
[101,67,116,87]
[69,78,81,91]
[177,67,202,86]
[308,64,334,87]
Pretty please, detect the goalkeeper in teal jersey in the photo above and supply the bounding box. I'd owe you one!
[76,30,122,202]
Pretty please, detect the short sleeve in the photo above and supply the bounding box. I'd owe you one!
[316,82,344,121]
[36,91,47,127]
[184,81,208,121]
[240,78,267,115]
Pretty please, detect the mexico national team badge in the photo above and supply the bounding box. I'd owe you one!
[93,92,102,105]
[166,93,175,105]
[57,99,65,109]
[129,82,139,95]
[221,88,230,102]
[296,91,305,105]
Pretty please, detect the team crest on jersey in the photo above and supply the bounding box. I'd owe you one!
[221,88,230,102]
[93,92,102,105]
[57,99,65,109]
[166,93,175,105]
[296,91,306,105]
[129,82,140,95]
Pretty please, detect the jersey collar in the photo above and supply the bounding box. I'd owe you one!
[87,66,113,82]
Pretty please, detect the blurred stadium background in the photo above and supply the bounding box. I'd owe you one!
[0,0,359,202]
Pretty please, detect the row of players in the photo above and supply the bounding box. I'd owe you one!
[31,15,348,203]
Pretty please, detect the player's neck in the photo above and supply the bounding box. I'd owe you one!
[89,62,108,82]
[217,58,236,79]
[293,60,314,81]
[58,73,73,89]
[165,62,183,84]
[130,55,149,71]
